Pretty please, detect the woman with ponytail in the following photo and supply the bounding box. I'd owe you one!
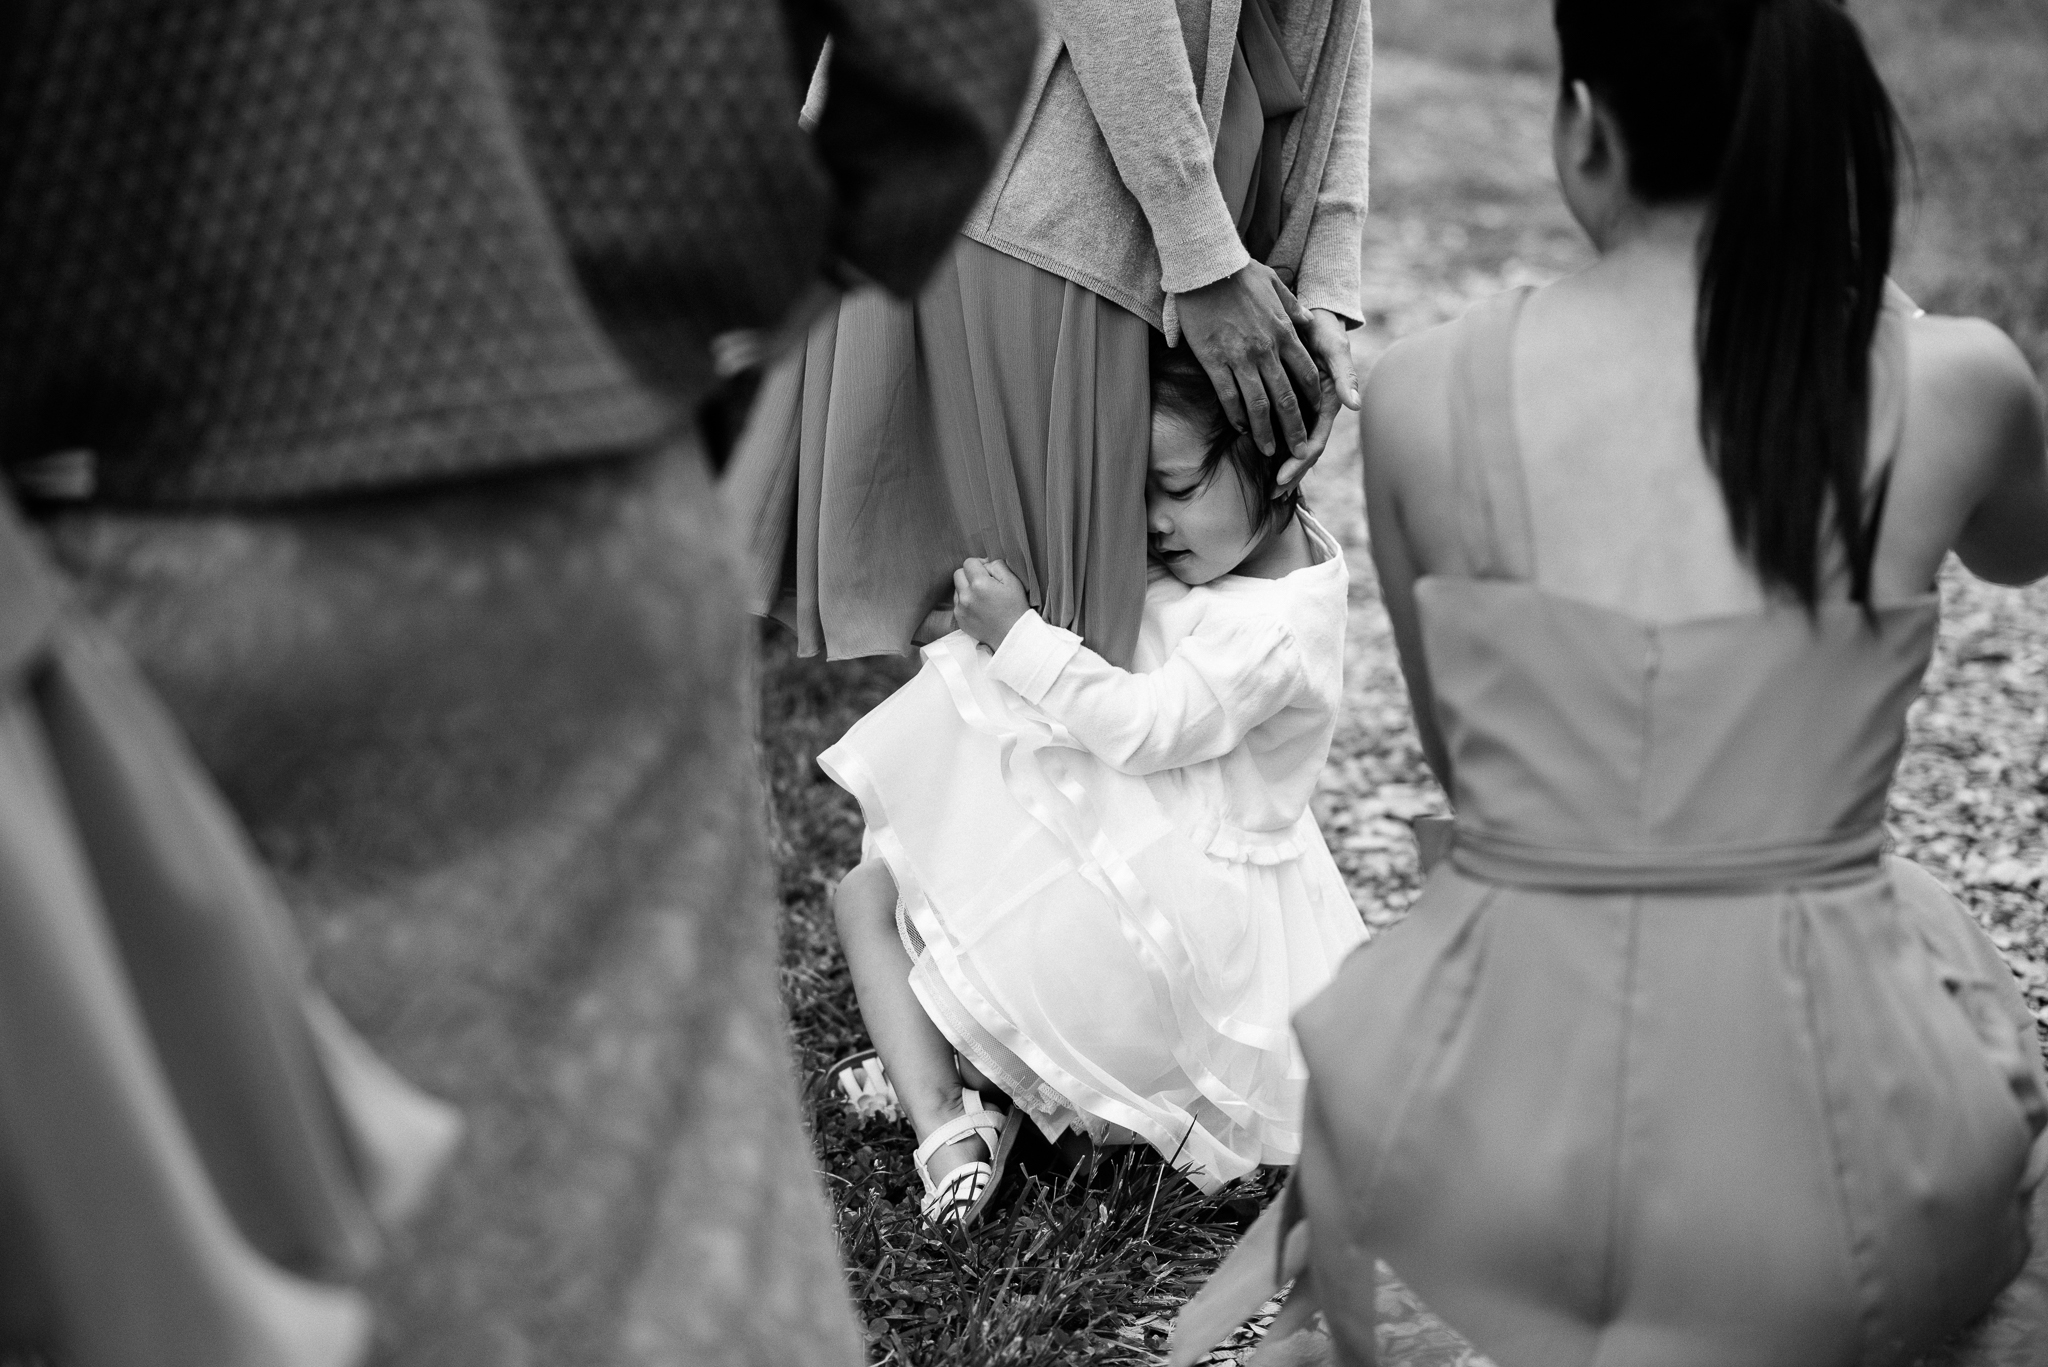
[1170,2,2048,1363]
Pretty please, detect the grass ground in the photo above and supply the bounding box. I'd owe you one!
[757,8,2048,1363]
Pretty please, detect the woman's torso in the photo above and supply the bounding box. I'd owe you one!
[962,0,1369,328]
[1409,284,1944,884]
[1297,282,2048,1362]
[1398,267,1997,623]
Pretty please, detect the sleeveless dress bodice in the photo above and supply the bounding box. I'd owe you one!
[1416,279,1935,894]
[1282,288,2048,1367]
[1422,581,1936,891]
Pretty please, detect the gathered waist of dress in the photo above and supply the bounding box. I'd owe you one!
[1446,820,1890,895]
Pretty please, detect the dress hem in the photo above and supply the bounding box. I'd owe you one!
[818,740,1295,1193]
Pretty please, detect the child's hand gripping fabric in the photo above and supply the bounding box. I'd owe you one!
[953,557,1031,649]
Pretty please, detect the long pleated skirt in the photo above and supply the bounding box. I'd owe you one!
[726,237,1154,667]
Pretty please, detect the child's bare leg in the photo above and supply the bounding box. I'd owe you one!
[957,1055,995,1092]
[833,860,988,1180]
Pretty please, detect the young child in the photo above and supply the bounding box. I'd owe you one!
[820,340,1368,1226]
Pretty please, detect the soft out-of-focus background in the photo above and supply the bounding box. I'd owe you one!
[1369,0,2048,367]
[757,4,2048,1362]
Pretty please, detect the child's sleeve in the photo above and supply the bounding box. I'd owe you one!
[987,609,1306,776]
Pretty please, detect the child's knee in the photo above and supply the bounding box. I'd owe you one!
[832,859,898,939]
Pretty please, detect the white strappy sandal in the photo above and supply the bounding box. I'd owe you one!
[822,1048,902,1123]
[914,1090,1010,1227]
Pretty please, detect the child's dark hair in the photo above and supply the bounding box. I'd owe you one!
[1148,331,1313,532]
[1555,0,1900,611]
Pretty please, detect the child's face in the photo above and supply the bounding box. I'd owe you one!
[1147,412,1262,585]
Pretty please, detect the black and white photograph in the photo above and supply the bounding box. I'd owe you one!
[0,1,2044,1364]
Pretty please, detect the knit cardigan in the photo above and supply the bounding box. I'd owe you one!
[963,0,1372,341]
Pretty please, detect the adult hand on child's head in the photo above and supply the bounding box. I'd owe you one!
[1177,262,1325,461]
[953,557,1030,649]
[1273,308,1362,495]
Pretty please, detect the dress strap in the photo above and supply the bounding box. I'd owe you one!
[1444,287,1538,581]
[1843,282,1919,569]
[1865,282,1917,492]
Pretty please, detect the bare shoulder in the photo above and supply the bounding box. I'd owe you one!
[1896,311,2048,586]
[1908,313,2038,399]
[1358,321,1460,488]
[1361,323,1458,423]
[1903,313,2044,473]
[1357,318,1471,577]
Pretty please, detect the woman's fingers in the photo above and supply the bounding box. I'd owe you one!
[1195,352,1252,440]
[1255,345,1309,458]
[1277,329,1322,416]
[1242,274,1315,457]
[1224,348,1280,456]
[1277,357,1349,491]
[1310,310,1361,410]
[1178,263,1325,456]
[1275,400,1336,492]
[1273,449,1312,491]
[1269,280,1322,403]
[1274,443,1323,492]
[1273,269,1313,326]
[1273,310,1360,487]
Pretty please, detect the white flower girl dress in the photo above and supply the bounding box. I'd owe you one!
[821,514,1368,1189]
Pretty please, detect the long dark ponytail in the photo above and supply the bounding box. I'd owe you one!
[1556,0,1901,610]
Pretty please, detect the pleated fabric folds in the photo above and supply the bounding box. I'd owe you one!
[728,237,1153,667]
